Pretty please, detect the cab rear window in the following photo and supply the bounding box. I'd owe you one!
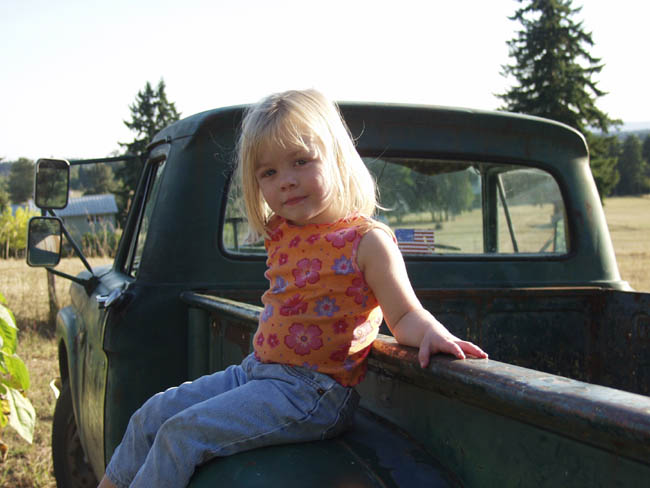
[223,158,569,257]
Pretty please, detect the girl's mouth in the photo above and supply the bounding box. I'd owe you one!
[284,196,306,206]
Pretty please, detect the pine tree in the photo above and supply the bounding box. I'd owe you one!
[498,0,617,134]
[587,133,619,201]
[498,0,620,200]
[616,135,649,195]
[116,79,180,223]
[642,134,650,165]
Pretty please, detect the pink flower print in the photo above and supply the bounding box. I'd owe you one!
[255,333,265,347]
[333,319,348,334]
[292,258,322,288]
[280,294,308,316]
[306,233,321,244]
[329,343,350,362]
[289,236,301,248]
[267,333,280,348]
[325,228,357,249]
[261,304,274,322]
[332,255,354,275]
[279,253,289,265]
[346,277,369,307]
[271,276,287,294]
[269,228,283,242]
[314,296,339,317]
[284,323,323,356]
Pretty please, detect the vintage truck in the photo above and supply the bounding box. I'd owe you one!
[27,102,650,487]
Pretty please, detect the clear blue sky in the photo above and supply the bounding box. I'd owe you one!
[1,0,648,162]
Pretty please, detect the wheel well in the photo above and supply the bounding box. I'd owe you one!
[58,341,69,384]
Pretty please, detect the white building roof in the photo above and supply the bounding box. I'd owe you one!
[56,194,118,217]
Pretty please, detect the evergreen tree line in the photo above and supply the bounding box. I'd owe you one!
[0,79,180,226]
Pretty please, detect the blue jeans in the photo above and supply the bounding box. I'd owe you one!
[105,353,359,487]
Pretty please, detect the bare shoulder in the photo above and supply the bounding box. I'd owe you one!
[357,227,402,273]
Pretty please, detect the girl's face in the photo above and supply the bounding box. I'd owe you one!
[255,136,341,226]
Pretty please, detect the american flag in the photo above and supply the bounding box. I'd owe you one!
[395,229,435,254]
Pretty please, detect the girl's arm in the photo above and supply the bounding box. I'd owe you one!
[357,229,488,368]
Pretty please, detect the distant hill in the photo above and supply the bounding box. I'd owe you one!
[614,122,650,140]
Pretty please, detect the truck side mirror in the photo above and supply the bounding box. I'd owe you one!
[27,217,63,267]
[34,158,70,209]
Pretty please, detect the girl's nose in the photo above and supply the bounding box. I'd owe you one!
[280,173,298,190]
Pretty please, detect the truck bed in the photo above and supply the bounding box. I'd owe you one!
[181,291,650,487]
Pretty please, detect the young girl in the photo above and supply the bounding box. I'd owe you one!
[98,89,487,488]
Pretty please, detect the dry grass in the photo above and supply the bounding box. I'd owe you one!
[0,195,648,486]
[0,257,111,487]
[603,194,650,292]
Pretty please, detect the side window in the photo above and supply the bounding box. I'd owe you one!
[125,157,167,277]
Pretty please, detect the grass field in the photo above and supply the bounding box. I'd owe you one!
[0,195,648,486]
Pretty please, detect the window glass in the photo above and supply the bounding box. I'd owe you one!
[222,158,568,257]
[222,182,266,255]
[126,159,167,276]
[496,168,568,254]
[368,158,482,254]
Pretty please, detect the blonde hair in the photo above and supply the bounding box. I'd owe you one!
[235,89,377,238]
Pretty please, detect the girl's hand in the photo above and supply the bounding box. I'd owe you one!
[414,310,488,368]
[358,228,488,368]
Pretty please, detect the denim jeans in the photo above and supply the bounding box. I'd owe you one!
[105,353,359,488]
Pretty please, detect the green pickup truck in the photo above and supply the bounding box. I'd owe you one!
[28,103,650,487]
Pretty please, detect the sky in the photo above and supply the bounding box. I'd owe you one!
[1,0,649,162]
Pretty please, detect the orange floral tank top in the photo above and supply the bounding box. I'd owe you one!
[253,215,384,386]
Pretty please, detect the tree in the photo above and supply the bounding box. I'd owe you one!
[587,133,619,201]
[79,164,116,195]
[117,79,180,221]
[8,158,34,204]
[642,134,650,166]
[616,135,649,195]
[498,0,621,200]
[498,0,618,134]
[0,178,9,209]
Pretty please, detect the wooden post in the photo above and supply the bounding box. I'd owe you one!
[47,270,59,327]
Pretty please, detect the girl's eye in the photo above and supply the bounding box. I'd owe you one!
[295,159,308,166]
[259,169,275,178]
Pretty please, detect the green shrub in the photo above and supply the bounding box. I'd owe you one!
[0,292,35,460]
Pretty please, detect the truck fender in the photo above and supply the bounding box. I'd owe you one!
[55,305,83,416]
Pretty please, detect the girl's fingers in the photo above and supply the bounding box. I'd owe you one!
[458,341,488,359]
[418,339,432,368]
